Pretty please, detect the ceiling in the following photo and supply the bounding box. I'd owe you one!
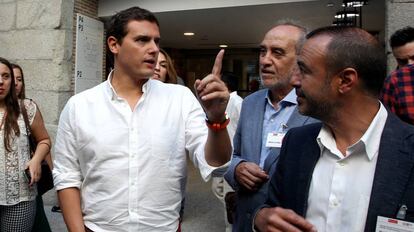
[99,0,385,49]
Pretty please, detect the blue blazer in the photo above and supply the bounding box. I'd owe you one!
[261,113,414,231]
[224,89,318,231]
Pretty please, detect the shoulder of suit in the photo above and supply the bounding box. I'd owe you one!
[386,113,414,139]
[243,89,267,103]
[289,122,323,137]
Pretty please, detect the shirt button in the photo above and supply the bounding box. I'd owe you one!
[330,196,339,207]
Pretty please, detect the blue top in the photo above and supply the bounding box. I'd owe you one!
[259,89,297,168]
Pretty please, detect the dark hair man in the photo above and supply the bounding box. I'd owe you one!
[53,7,231,232]
[381,26,414,124]
[254,26,414,232]
[390,26,414,68]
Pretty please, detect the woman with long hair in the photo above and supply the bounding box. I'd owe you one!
[0,57,51,232]
[152,48,178,84]
[11,63,25,99]
[12,62,53,231]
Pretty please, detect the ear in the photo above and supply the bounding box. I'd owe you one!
[337,68,357,94]
[107,36,119,54]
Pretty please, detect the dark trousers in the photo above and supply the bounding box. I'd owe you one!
[32,196,52,232]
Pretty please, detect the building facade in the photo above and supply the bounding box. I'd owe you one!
[0,0,412,143]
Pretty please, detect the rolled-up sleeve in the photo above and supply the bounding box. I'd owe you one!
[183,89,228,182]
[53,98,83,190]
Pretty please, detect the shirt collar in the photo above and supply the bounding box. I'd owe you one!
[359,102,388,160]
[265,89,297,108]
[317,102,388,160]
[105,70,151,101]
[316,125,338,157]
[230,91,238,97]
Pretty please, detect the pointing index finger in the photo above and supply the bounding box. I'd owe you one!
[212,49,225,76]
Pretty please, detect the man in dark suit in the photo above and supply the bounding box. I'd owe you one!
[223,22,318,231]
[254,26,414,232]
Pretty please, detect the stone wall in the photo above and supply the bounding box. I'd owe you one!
[0,0,102,142]
[0,0,75,141]
[385,0,414,72]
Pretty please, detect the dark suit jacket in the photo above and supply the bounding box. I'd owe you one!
[223,89,318,232]
[261,112,414,231]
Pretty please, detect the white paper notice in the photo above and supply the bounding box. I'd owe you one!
[375,216,414,232]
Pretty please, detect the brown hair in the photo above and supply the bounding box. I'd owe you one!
[0,57,21,152]
[11,63,26,99]
[159,49,178,84]
[160,48,177,84]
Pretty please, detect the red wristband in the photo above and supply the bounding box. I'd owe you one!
[205,114,230,132]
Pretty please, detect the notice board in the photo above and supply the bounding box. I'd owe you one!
[74,14,104,94]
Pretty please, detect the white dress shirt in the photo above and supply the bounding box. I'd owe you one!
[306,103,388,232]
[53,74,225,232]
[226,91,243,140]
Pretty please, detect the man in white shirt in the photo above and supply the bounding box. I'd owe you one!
[53,7,231,232]
[254,27,414,232]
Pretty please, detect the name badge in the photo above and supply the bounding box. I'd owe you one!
[266,133,285,148]
[375,216,414,232]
